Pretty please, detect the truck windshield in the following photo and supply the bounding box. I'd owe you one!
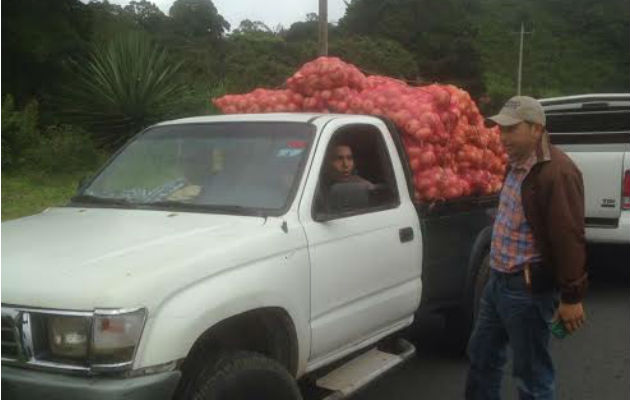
[77,122,314,215]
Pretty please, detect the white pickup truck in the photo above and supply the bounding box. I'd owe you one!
[540,94,630,258]
[2,114,496,400]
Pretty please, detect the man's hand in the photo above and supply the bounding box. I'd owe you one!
[554,302,586,334]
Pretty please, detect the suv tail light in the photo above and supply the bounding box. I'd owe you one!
[622,169,630,210]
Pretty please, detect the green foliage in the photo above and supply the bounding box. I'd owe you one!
[1,94,104,174]
[283,18,337,43]
[1,171,93,221]
[222,32,312,92]
[329,36,419,79]
[283,20,319,42]
[166,81,228,117]
[123,0,168,33]
[60,32,187,146]
[169,0,230,39]
[85,0,139,43]
[1,0,92,106]
[475,0,629,102]
[1,95,41,170]
[234,19,273,34]
[339,0,485,95]
[25,125,105,174]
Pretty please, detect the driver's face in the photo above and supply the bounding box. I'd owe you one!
[330,145,354,176]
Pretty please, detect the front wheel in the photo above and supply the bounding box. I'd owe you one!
[179,351,302,400]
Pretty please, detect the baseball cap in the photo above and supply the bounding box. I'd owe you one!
[486,96,546,127]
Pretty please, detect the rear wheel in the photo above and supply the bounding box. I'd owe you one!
[177,351,302,400]
[444,253,491,355]
[472,254,491,320]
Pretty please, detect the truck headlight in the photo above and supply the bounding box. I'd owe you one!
[91,309,146,366]
[47,315,91,360]
[29,308,146,370]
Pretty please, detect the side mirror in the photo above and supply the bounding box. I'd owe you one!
[313,211,333,223]
[328,182,370,212]
[313,182,370,222]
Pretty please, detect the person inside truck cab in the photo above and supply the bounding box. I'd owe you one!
[325,142,374,189]
[317,141,375,213]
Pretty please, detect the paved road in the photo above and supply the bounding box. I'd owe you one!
[351,255,629,400]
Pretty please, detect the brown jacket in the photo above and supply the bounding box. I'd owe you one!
[520,133,588,304]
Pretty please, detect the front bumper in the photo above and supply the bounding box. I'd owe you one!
[1,365,181,400]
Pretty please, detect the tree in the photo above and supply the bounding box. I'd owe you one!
[60,32,187,146]
[329,36,419,79]
[169,0,230,40]
[339,0,485,95]
[475,0,630,103]
[85,0,140,44]
[234,19,273,34]
[1,0,92,106]
[284,14,335,43]
[123,0,168,33]
[1,95,40,170]
[222,32,309,93]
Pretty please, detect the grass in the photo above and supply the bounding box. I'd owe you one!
[1,171,91,221]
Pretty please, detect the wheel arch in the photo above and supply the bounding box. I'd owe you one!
[180,307,300,377]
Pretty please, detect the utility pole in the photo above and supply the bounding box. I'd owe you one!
[514,21,533,96]
[318,0,328,56]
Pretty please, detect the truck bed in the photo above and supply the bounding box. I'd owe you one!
[416,195,498,311]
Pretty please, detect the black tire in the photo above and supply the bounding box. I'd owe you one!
[178,351,302,400]
[472,254,491,321]
[444,253,491,355]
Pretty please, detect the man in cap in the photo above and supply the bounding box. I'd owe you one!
[465,96,588,400]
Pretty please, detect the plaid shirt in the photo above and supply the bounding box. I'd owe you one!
[490,153,543,273]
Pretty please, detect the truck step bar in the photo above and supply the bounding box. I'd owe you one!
[315,338,416,400]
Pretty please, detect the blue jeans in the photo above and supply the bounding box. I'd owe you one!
[465,269,558,400]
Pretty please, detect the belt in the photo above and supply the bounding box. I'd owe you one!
[492,262,548,292]
[491,269,529,292]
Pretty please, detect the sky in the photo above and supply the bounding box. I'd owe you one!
[105,0,349,31]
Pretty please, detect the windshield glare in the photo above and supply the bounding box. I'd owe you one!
[82,122,314,213]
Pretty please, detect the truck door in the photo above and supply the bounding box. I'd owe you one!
[299,119,421,360]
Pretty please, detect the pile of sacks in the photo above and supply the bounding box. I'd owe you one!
[212,57,506,201]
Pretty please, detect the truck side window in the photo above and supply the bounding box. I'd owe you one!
[314,125,400,219]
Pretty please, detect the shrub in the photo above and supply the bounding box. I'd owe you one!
[1,95,41,170]
[1,94,105,174]
[24,125,105,174]
[60,32,187,147]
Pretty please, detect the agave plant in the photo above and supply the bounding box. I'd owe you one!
[62,32,186,147]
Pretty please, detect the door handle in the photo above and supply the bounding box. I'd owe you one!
[399,227,414,243]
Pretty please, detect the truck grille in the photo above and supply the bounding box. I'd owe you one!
[1,315,20,360]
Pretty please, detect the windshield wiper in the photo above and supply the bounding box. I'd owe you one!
[143,200,203,209]
[145,201,266,217]
[70,194,135,206]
